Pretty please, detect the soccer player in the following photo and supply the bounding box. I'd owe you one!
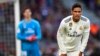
[17,7,42,56]
[57,3,90,56]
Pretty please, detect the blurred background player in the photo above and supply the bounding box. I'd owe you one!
[57,3,90,56]
[17,7,42,56]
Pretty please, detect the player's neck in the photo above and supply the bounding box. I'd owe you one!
[24,17,31,21]
[72,18,80,23]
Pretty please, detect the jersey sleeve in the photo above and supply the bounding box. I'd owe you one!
[57,20,67,54]
[35,22,42,40]
[16,22,27,40]
[80,20,90,52]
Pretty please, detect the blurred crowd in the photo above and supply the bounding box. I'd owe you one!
[0,0,100,56]
[80,0,100,17]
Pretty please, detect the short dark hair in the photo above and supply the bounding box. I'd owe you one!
[22,6,32,13]
[72,3,82,10]
[21,6,32,19]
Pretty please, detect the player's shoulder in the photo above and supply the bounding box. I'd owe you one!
[31,19,40,25]
[61,15,72,24]
[19,20,24,25]
[81,15,90,23]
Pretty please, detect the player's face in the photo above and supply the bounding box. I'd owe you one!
[23,9,32,19]
[71,7,82,21]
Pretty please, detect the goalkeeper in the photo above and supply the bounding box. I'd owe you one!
[17,7,42,56]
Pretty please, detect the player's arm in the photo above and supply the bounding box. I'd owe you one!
[16,23,27,40]
[80,20,90,53]
[57,20,67,55]
[34,22,42,40]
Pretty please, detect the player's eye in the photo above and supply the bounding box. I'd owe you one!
[73,11,77,12]
[78,11,81,13]
[73,11,81,13]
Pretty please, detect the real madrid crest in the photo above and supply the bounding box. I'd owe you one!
[79,26,83,30]
[69,22,72,27]
[69,22,72,30]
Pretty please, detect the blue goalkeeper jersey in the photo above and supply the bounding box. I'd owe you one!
[17,18,42,51]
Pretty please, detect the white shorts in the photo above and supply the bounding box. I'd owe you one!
[59,51,84,56]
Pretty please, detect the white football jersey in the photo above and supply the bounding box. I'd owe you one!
[57,15,90,54]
